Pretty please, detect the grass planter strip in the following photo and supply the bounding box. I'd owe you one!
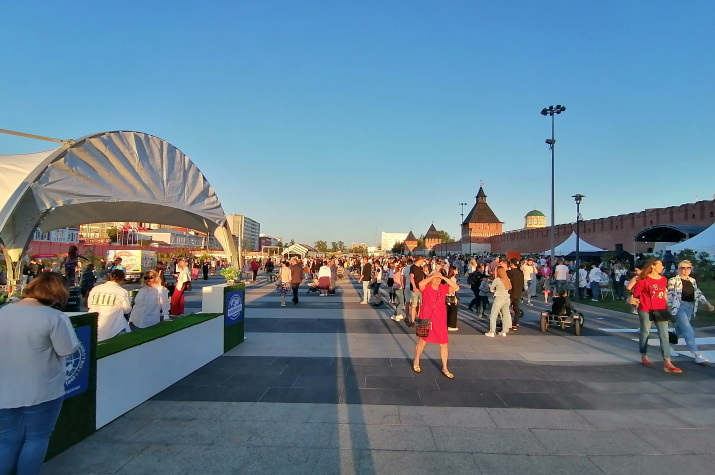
[97,313,222,359]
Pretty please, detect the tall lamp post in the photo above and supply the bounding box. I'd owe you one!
[541,104,566,265]
[573,194,585,298]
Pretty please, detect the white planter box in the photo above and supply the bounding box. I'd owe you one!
[95,316,223,428]
[201,283,232,313]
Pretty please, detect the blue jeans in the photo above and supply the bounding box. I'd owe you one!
[638,310,671,359]
[0,396,63,475]
[590,281,600,300]
[674,301,698,354]
[555,280,566,294]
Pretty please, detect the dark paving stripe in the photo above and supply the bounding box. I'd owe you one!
[244,316,606,337]
[151,356,715,408]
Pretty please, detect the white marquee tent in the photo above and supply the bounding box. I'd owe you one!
[667,222,715,255]
[542,232,605,255]
[0,130,238,283]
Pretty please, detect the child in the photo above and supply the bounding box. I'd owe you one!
[551,289,574,316]
[477,276,491,317]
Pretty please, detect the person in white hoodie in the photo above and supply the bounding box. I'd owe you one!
[130,270,170,329]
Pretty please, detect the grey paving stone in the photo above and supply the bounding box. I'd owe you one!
[575,409,692,429]
[575,392,679,410]
[308,404,400,425]
[311,448,480,474]
[589,454,715,475]
[398,406,496,428]
[486,408,594,429]
[498,392,592,410]
[122,401,231,421]
[474,454,603,475]
[653,380,715,394]
[419,389,506,408]
[260,387,341,404]
[531,428,661,455]
[632,428,715,454]
[506,379,588,394]
[87,417,151,442]
[329,424,437,451]
[222,401,315,422]
[580,381,674,394]
[342,388,423,406]
[42,442,148,474]
[665,407,715,427]
[430,426,547,454]
[659,392,715,408]
[115,444,249,474]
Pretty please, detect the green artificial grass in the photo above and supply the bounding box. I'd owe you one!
[97,313,222,359]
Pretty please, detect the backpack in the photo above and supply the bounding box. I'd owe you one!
[467,272,478,285]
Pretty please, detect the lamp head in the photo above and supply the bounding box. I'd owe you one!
[545,138,556,145]
[540,108,549,116]
[572,193,585,204]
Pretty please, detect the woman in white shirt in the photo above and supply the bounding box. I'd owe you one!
[0,273,79,474]
[88,269,132,341]
[371,264,384,306]
[130,270,170,329]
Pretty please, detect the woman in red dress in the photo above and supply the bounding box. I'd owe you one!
[413,271,460,378]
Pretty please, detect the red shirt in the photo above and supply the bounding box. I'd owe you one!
[632,276,667,311]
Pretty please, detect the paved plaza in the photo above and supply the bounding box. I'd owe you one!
[44,274,715,474]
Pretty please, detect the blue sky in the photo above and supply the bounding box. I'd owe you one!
[2,1,713,246]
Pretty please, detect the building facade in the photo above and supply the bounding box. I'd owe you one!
[460,187,503,253]
[381,232,409,252]
[227,214,261,251]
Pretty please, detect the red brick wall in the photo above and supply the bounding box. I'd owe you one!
[490,200,715,254]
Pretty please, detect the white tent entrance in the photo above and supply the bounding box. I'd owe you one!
[0,130,238,285]
[542,232,605,256]
[667,223,715,255]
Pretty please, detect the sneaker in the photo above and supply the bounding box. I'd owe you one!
[448,327,458,332]
[281,303,286,307]
[694,353,710,364]
[484,331,495,337]
[498,331,507,337]
[391,315,404,321]
[360,301,369,305]
[592,299,598,302]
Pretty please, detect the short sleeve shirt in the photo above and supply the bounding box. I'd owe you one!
[410,265,426,291]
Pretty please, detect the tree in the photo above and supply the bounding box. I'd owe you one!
[106,227,118,242]
[336,241,346,251]
[314,240,328,253]
[276,241,284,248]
[417,234,425,247]
[349,245,367,254]
[437,230,455,243]
[289,239,295,246]
[392,241,405,254]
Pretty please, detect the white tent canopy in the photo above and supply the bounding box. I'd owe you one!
[0,131,238,281]
[542,232,605,255]
[667,222,715,255]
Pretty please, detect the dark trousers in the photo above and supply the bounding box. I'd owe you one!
[468,288,479,309]
[291,283,300,302]
[447,303,458,328]
[510,296,521,325]
[252,270,258,281]
[203,269,209,280]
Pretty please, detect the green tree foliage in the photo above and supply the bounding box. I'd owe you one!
[675,249,715,281]
[437,230,455,243]
[350,245,367,254]
[106,227,118,242]
[392,241,405,254]
[417,234,425,247]
[330,241,346,252]
[314,240,328,253]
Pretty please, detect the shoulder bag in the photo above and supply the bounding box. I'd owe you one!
[647,280,673,322]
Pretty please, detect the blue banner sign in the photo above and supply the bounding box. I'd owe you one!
[64,325,90,399]
[224,288,244,327]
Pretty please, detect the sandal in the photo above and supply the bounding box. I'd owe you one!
[641,356,652,367]
[413,364,422,373]
[441,369,454,379]
[663,365,682,374]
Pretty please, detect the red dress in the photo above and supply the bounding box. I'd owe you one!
[420,283,449,344]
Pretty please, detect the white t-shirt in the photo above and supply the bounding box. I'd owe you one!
[0,301,79,408]
[554,264,570,280]
[88,281,132,341]
[130,285,170,329]
[522,264,538,281]
[318,265,331,279]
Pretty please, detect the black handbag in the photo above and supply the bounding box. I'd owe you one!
[649,309,673,322]
[445,295,457,305]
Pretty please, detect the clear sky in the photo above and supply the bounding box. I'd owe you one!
[2,1,713,246]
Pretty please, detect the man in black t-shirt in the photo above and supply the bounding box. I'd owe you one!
[506,259,525,330]
[359,258,372,304]
[408,256,426,325]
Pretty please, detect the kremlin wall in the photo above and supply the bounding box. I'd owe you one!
[414,187,715,256]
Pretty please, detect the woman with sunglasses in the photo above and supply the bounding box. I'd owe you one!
[130,270,170,329]
[667,260,713,364]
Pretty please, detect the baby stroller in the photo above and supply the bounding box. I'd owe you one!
[306,278,320,295]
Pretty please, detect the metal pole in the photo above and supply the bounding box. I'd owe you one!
[550,114,555,267]
[575,201,580,299]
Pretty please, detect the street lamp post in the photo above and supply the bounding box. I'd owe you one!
[459,202,468,257]
[541,105,566,266]
[573,194,585,299]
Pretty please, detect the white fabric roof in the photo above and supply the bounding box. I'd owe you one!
[543,232,605,255]
[0,131,236,266]
[667,222,715,254]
